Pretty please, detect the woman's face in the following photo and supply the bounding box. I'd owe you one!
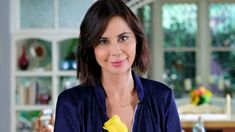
[94,16,136,75]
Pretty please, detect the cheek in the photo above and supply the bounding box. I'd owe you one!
[131,43,137,63]
[94,47,106,62]
[94,49,100,61]
[129,42,136,58]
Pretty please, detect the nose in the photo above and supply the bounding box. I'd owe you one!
[111,43,122,57]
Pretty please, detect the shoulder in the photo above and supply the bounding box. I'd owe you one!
[139,77,177,110]
[57,85,95,106]
[140,77,172,95]
[139,77,174,103]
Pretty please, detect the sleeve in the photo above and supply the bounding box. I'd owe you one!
[54,92,81,132]
[164,90,182,132]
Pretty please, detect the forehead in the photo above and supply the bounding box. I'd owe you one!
[101,16,133,37]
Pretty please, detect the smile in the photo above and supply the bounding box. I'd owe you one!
[110,59,127,67]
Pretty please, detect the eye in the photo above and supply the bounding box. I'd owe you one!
[98,39,109,45]
[119,35,129,42]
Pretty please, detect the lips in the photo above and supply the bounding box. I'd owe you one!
[110,59,126,67]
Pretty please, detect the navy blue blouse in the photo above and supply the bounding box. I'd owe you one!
[54,71,182,132]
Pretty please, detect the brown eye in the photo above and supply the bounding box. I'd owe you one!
[98,39,109,45]
[119,35,129,42]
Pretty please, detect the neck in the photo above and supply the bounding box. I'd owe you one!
[101,69,134,96]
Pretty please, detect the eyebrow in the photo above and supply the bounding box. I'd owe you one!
[100,32,131,39]
[117,32,131,38]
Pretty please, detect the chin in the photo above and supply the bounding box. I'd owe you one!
[108,67,131,75]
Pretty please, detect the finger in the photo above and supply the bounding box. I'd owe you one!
[49,114,54,125]
[37,118,42,129]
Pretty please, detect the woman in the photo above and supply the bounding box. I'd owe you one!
[54,0,182,131]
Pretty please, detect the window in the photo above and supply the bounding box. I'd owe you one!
[138,0,235,97]
[162,4,197,97]
[209,3,235,96]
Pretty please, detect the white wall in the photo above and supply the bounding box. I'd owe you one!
[0,0,10,131]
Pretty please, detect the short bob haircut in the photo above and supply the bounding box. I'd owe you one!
[77,0,150,86]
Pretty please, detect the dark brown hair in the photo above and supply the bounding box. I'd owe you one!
[76,0,150,86]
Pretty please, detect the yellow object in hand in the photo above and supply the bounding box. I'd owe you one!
[103,115,128,132]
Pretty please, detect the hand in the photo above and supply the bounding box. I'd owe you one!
[36,113,54,132]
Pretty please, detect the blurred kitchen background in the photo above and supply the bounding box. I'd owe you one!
[1,0,235,131]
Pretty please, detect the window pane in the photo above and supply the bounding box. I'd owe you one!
[209,3,235,47]
[16,38,52,71]
[59,39,78,71]
[16,109,53,131]
[17,110,41,131]
[164,52,196,97]
[138,5,152,39]
[162,4,197,48]
[58,0,93,28]
[16,77,52,105]
[20,0,54,28]
[211,51,235,95]
[59,77,80,94]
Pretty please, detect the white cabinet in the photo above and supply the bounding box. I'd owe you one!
[10,0,93,131]
[11,32,81,132]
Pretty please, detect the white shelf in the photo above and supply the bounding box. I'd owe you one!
[16,71,53,77]
[57,71,76,76]
[12,30,79,41]
[15,105,54,111]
